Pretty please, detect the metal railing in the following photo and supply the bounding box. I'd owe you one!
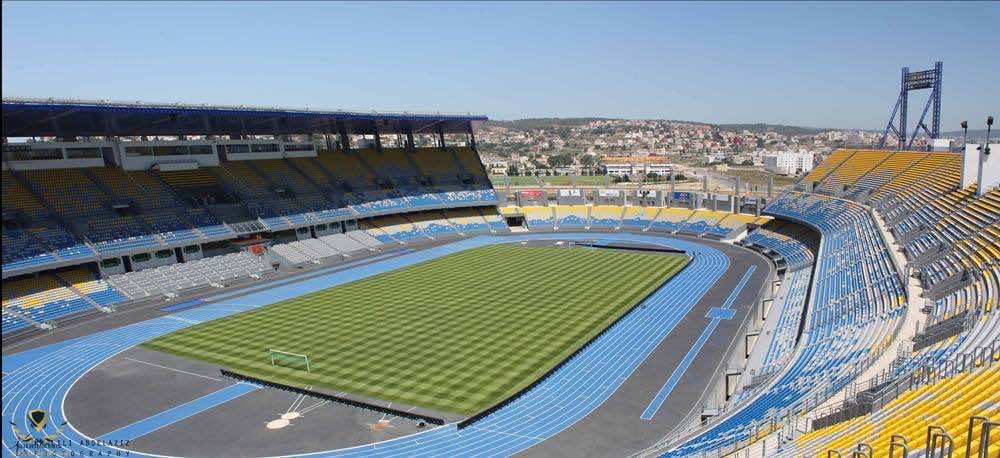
[810,338,999,432]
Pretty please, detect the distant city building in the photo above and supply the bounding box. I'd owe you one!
[931,138,954,152]
[601,156,674,178]
[763,151,814,175]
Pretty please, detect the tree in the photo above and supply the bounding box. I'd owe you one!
[548,153,575,168]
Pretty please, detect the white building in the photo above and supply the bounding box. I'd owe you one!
[763,151,814,175]
[602,160,674,178]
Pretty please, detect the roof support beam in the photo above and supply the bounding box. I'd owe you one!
[336,121,351,152]
[372,124,383,153]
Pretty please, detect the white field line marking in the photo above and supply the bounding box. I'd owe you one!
[122,357,224,382]
[300,400,330,415]
[466,426,544,441]
[286,393,305,414]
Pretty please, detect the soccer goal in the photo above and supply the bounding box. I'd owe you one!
[269,348,311,372]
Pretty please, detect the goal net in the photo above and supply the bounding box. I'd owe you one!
[269,348,311,372]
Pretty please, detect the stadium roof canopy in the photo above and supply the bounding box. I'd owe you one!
[2,97,488,138]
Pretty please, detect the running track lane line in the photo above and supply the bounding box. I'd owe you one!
[100,383,258,441]
[640,265,757,420]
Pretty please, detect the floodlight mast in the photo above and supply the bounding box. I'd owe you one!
[878,61,943,149]
[976,116,993,196]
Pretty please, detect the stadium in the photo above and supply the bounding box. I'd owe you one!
[2,57,1000,458]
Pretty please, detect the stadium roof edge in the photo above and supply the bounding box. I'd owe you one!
[2,97,488,138]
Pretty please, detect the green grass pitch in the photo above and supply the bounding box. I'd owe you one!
[142,244,689,415]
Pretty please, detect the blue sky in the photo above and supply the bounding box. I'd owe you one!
[2,2,997,129]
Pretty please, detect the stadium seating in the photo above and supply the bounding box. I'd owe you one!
[523,206,556,229]
[443,207,493,233]
[454,147,490,179]
[481,208,510,231]
[3,170,51,223]
[86,216,160,254]
[677,210,728,235]
[813,150,890,195]
[664,191,907,456]
[316,150,377,187]
[847,151,925,199]
[2,268,124,326]
[19,168,111,219]
[2,309,31,334]
[794,364,999,456]
[106,251,272,299]
[620,206,647,229]
[89,167,182,210]
[272,209,500,259]
[57,267,128,307]
[739,226,817,383]
[2,148,500,276]
[501,204,766,238]
[319,232,376,255]
[743,227,816,271]
[589,205,623,228]
[797,149,856,190]
[555,205,589,228]
[2,229,58,271]
[871,152,964,218]
[645,208,688,232]
[364,215,424,243]
[661,149,999,457]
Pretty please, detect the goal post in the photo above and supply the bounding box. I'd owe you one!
[268,348,311,372]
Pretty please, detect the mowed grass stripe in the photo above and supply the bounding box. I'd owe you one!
[143,245,689,415]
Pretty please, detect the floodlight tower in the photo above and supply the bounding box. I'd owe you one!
[878,61,943,149]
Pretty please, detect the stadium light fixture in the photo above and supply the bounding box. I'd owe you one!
[961,121,968,149]
[984,116,993,155]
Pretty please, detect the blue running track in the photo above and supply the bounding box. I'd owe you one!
[2,233,729,458]
[100,383,259,441]
[640,266,756,420]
